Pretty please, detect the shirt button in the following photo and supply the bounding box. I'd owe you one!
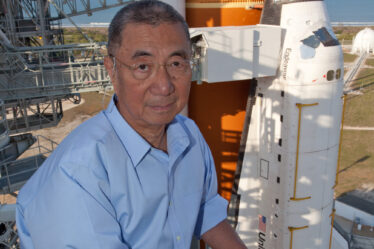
[169,201,172,206]
[176,236,181,241]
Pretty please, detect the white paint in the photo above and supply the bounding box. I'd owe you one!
[331,228,349,249]
[235,1,344,249]
[335,200,374,226]
[189,25,282,83]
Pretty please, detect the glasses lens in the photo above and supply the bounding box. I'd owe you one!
[166,58,191,78]
[116,57,192,80]
[132,62,154,80]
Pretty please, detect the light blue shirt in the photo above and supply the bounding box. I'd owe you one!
[16,97,228,249]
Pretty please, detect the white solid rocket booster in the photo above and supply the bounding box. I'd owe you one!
[232,1,344,249]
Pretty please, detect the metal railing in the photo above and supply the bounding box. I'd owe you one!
[1,43,112,100]
[0,134,57,195]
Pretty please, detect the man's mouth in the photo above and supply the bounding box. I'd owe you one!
[148,101,175,112]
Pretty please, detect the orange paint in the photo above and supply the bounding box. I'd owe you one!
[188,80,252,201]
[186,4,262,27]
[186,0,263,202]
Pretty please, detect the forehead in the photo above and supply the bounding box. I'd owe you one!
[117,22,190,58]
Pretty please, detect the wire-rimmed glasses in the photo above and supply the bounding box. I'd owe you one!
[110,55,194,80]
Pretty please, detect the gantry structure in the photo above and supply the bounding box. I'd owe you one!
[0,1,130,247]
[0,0,132,133]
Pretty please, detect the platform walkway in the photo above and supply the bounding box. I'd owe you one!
[344,52,369,93]
[0,43,112,101]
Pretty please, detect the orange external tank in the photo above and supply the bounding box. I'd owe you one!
[186,0,263,201]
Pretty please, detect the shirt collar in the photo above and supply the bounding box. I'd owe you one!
[104,95,191,167]
[166,116,191,164]
[104,95,151,167]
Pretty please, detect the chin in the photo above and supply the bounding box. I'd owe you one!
[147,113,176,127]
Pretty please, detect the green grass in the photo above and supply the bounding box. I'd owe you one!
[333,26,359,43]
[63,29,107,44]
[344,68,374,127]
[336,65,374,196]
[337,130,374,196]
[366,58,374,67]
[340,40,353,46]
[349,68,374,90]
[336,33,354,41]
[343,53,357,63]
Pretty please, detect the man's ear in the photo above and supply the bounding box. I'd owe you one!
[104,56,116,83]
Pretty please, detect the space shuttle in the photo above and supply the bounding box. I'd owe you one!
[231,1,345,249]
[182,0,345,248]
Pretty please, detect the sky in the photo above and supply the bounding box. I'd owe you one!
[325,0,374,23]
[61,0,374,26]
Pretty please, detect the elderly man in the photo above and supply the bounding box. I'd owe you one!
[16,1,247,248]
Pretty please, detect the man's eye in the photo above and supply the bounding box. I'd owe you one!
[169,60,185,68]
[171,61,181,67]
[138,64,148,70]
[134,63,152,72]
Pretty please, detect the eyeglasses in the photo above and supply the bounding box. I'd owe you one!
[111,55,194,80]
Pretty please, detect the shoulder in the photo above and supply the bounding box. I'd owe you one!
[59,111,119,158]
[64,112,113,145]
[48,112,118,172]
[17,111,119,209]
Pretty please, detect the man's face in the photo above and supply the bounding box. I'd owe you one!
[105,22,191,132]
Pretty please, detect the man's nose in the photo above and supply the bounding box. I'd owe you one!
[150,65,175,96]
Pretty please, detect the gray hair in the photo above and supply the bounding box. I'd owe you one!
[107,0,190,56]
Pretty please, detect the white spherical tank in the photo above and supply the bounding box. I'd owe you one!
[351,28,374,54]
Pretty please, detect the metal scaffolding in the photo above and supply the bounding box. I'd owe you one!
[0,0,131,133]
[0,0,130,247]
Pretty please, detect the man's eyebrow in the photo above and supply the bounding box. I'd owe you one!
[132,50,153,59]
[131,49,190,59]
[170,50,189,59]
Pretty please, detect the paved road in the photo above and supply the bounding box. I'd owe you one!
[343,126,374,131]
